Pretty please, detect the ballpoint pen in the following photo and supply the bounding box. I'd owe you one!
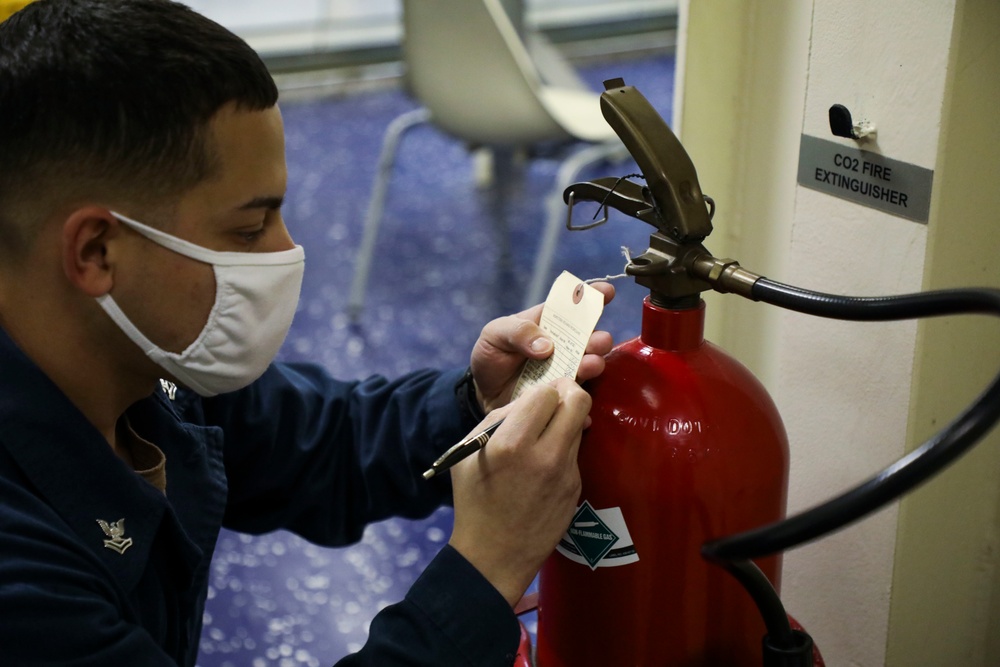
[422,419,504,480]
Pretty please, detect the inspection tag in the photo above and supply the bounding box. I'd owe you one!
[512,271,604,399]
[797,134,934,223]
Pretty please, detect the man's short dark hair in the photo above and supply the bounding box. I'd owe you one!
[0,0,279,257]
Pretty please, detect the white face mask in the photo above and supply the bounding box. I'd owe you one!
[96,211,305,397]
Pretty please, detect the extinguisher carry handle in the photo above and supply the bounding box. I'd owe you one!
[598,78,714,243]
[563,80,724,303]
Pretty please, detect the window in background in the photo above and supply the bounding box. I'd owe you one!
[185,0,400,57]
[185,0,676,62]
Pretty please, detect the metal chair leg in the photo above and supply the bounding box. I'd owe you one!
[348,107,432,321]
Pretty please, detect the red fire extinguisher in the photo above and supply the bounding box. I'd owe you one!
[533,79,801,666]
[535,295,788,665]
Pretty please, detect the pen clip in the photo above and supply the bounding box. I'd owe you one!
[422,419,503,480]
[430,437,476,470]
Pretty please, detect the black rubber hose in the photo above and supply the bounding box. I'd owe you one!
[702,280,1000,561]
[722,559,793,644]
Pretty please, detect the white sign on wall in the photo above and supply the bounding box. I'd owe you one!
[797,135,935,223]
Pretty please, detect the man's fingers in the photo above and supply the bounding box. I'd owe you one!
[574,331,613,383]
[516,301,544,322]
[576,354,606,384]
[478,314,553,360]
[584,330,613,356]
[479,380,589,466]
[588,281,616,305]
[490,384,560,453]
[543,379,592,450]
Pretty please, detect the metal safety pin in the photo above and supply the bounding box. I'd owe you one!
[565,190,610,231]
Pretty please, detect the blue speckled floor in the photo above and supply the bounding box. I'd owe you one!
[196,51,674,666]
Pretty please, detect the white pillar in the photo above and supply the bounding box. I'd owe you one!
[676,0,1000,664]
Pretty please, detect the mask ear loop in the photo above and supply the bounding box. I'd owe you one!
[94,294,163,357]
[96,213,231,363]
[110,211,305,266]
[103,212,230,362]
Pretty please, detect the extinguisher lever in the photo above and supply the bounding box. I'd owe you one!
[597,78,714,243]
[561,79,770,304]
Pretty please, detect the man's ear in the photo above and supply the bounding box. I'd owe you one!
[61,207,120,297]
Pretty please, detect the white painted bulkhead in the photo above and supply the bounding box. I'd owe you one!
[674,0,1000,664]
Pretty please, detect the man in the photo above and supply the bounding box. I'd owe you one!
[0,1,615,664]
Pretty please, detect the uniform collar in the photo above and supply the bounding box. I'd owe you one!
[0,325,184,592]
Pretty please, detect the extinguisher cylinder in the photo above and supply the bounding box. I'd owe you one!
[536,297,790,666]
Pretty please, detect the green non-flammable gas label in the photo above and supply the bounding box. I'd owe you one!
[557,500,639,570]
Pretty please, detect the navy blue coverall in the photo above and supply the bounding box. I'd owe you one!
[0,328,519,665]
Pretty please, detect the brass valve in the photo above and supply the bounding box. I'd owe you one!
[562,79,763,305]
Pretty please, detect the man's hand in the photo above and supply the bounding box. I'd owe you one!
[447,378,591,607]
[470,282,615,413]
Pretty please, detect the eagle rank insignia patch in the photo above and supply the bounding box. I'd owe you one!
[97,518,133,555]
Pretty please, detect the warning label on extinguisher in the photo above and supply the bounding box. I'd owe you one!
[556,501,639,570]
